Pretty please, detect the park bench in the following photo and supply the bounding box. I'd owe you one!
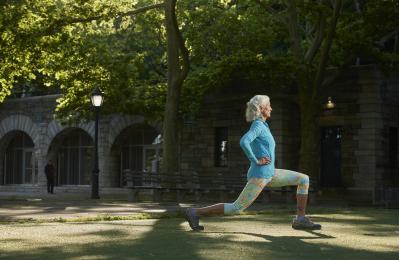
[123,169,317,203]
[123,170,247,202]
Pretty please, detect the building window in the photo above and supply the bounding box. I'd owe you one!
[112,125,161,187]
[58,129,93,185]
[4,131,37,185]
[215,127,228,167]
[389,127,398,168]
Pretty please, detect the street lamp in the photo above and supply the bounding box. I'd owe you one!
[90,87,103,199]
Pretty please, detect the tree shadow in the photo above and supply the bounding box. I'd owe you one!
[0,200,183,221]
[1,206,399,259]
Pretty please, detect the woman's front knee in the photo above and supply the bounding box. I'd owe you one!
[299,174,309,186]
[224,202,244,215]
[297,174,309,195]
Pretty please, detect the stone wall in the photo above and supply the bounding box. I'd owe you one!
[1,65,398,202]
[180,65,399,203]
[0,94,159,189]
[380,71,399,187]
[0,95,59,186]
[179,84,300,181]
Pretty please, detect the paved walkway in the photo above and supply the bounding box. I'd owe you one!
[0,190,349,222]
[0,191,294,222]
[0,191,199,221]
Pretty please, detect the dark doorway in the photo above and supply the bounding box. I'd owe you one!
[48,128,94,186]
[3,131,36,184]
[320,126,342,187]
[111,124,161,187]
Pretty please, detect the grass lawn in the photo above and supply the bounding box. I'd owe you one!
[0,206,398,259]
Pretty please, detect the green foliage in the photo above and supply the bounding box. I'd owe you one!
[178,0,293,116]
[362,0,399,72]
[330,0,399,71]
[0,0,167,123]
[1,0,398,123]
[182,50,296,116]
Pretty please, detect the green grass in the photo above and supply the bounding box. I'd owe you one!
[0,205,392,224]
[0,212,178,224]
[1,206,398,259]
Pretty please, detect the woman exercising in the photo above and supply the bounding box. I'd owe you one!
[185,95,321,231]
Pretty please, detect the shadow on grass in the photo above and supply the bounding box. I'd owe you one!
[1,207,399,259]
[0,217,201,260]
[199,230,397,259]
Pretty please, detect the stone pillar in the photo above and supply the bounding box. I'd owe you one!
[37,122,49,186]
[353,68,384,202]
[98,118,116,188]
[35,148,47,186]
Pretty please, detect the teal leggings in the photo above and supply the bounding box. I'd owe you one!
[224,169,309,215]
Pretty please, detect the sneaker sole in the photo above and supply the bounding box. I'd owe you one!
[292,225,322,231]
[184,210,204,231]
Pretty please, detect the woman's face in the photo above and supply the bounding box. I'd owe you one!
[260,101,272,119]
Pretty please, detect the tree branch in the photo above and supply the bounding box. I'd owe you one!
[286,0,303,61]
[304,11,326,64]
[168,0,189,84]
[376,29,399,48]
[313,0,342,97]
[254,0,286,24]
[253,0,280,15]
[46,3,164,34]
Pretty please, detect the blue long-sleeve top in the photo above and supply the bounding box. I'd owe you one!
[239,118,276,179]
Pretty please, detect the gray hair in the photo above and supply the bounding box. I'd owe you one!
[245,95,270,122]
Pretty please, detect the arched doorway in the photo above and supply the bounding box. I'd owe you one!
[111,124,161,187]
[48,128,94,185]
[2,131,37,184]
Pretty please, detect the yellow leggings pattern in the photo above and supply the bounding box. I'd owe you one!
[224,169,309,215]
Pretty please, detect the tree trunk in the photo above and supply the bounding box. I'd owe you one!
[284,0,342,185]
[298,87,320,184]
[161,0,189,173]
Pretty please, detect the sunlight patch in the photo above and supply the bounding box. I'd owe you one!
[227,233,272,243]
[310,214,374,221]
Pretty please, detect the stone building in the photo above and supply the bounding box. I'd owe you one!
[0,65,398,203]
[180,65,399,203]
[0,94,162,195]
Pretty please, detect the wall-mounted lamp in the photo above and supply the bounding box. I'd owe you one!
[325,96,336,109]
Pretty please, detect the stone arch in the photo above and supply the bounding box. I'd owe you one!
[43,120,94,155]
[107,115,161,187]
[0,131,37,185]
[0,115,40,147]
[47,127,94,186]
[108,114,160,148]
[0,115,38,185]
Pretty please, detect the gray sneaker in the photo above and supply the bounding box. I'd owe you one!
[292,216,321,230]
[184,208,204,231]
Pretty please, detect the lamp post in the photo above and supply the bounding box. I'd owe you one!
[90,87,103,199]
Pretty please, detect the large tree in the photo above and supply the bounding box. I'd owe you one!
[255,0,399,179]
[162,0,189,173]
[0,0,166,117]
[0,0,188,173]
[282,0,345,179]
[179,0,398,180]
[1,0,398,177]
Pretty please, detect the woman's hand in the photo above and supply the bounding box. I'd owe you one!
[257,157,271,165]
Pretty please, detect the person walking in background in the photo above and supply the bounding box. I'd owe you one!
[45,160,55,194]
[185,95,321,231]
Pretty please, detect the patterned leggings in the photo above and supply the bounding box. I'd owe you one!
[224,169,309,214]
